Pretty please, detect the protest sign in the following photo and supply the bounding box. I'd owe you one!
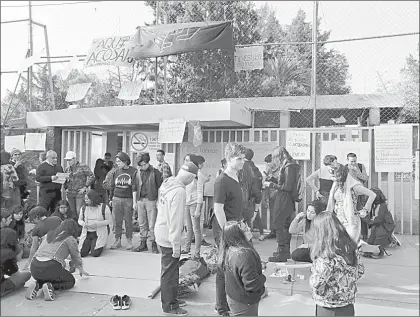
[65,83,92,102]
[234,46,264,71]
[5,135,25,152]
[158,119,186,143]
[286,131,311,160]
[117,82,143,101]
[25,133,46,151]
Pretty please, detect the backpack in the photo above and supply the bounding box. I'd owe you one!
[81,203,110,235]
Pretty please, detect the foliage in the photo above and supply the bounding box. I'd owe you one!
[397,51,419,123]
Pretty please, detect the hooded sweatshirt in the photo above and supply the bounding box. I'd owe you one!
[154,176,186,251]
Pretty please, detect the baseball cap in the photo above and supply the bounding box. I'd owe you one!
[64,151,77,160]
[181,162,198,176]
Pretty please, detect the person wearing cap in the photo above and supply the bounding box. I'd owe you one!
[63,151,95,219]
[108,152,138,250]
[9,148,29,202]
[36,151,64,215]
[154,162,198,316]
[132,152,162,254]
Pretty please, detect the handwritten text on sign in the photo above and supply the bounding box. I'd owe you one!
[158,119,186,143]
[84,36,135,68]
[374,124,413,172]
[234,46,263,71]
[286,131,311,160]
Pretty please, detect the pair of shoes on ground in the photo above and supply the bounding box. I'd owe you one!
[163,299,188,316]
[110,294,132,310]
[25,282,54,301]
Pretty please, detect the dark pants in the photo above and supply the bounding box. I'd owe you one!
[0,271,31,297]
[291,247,312,263]
[227,296,259,316]
[39,188,62,215]
[275,213,293,253]
[212,217,230,314]
[31,258,75,290]
[80,231,103,258]
[316,304,355,316]
[113,197,133,240]
[160,245,180,312]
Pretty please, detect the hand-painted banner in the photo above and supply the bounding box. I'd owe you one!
[65,83,92,102]
[84,36,136,68]
[127,21,234,59]
[117,82,143,101]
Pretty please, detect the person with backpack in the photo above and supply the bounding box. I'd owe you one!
[264,146,301,263]
[78,189,112,258]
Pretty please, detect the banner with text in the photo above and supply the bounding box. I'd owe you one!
[374,125,413,172]
[159,119,186,143]
[286,131,311,160]
[5,135,25,152]
[65,83,92,102]
[234,46,264,71]
[25,133,46,151]
[84,36,135,68]
[117,82,143,101]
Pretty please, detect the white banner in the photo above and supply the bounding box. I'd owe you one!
[25,133,46,151]
[321,141,371,175]
[286,131,311,160]
[65,83,92,102]
[117,82,143,101]
[158,119,186,143]
[374,125,413,172]
[234,46,264,71]
[5,135,25,152]
[84,36,135,68]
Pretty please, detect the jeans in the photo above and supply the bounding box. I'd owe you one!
[160,246,180,312]
[184,204,202,257]
[113,197,133,240]
[39,189,62,215]
[0,271,31,297]
[31,258,75,290]
[291,247,312,263]
[275,213,293,253]
[316,304,355,316]
[227,296,259,316]
[67,194,84,218]
[80,231,103,257]
[137,198,157,242]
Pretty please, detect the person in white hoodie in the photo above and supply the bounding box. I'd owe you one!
[155,162,198,316]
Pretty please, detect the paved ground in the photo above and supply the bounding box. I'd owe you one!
[1,231,419,316]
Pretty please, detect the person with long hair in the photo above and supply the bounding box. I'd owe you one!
[218,221,266,316]
[289,200,325,263]
[326,163,376,243]
[1,151,21,209]
[25,219,89,301]
[264,146,300,262]
[310,212,364,316]
[51,200,74,221]
[78,189,112,258]
[9,205,26,260]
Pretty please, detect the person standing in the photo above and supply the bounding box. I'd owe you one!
[36,151,64,215]
[156,149,173,181]
[63,151,95,219]
[9,148,29,202]
[92,152,113,204]
[109,152,137,250]
[265,146,300,263]
[305,155,337,206]
[132,153,162,254]
[1,151,21,209]
[155,162,198,316]
[213,142,246,316]
[262,154,276,239]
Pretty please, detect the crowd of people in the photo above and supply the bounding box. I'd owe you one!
[0,142,400,316]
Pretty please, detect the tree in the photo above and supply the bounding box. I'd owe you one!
[397,51,419,123]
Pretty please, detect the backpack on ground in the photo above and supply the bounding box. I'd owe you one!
[81,203,110,235]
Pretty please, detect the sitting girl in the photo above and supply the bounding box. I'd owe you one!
[289,200,325,263]
[9,205,26,260]
[78,189,112,258]
[51,200,74,221]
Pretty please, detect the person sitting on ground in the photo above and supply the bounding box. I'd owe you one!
[218,221,266,316]
[22,206,62,271]
[25,219,89,301]
[78,189,112,258]
[50,200,74,221]
[9,205,26,260]
[289,200,325,263]
[1,227,31,297]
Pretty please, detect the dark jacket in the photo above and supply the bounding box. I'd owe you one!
[133,166,162,201]
[36,162,64,191]
[0,228,18,283]
[224,248,266,305]
[10,160,28,197]
[239,161,262,220]
[367,202,395,247]
[93,159,113,194]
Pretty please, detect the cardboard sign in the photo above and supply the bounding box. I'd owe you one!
[159,119,186,143]
[65,83,92,102]
[117,82,143,101]
[25,133,46,151]
[5,135,25,152]
[286,131,311,160]
[374,124,413,172]
[234,46,264,71]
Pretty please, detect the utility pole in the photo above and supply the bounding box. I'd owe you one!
[28,0,34,112]
[154,1,159,104]
[311,1,318,128]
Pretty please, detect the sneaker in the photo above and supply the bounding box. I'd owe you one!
[214,309,230,316]
[121,295,132,310]
[181,249,190,255]
[177,299,187,307]
[268,254,288,263]
[163,307,188,316]
[42,283,55,301]
[110,295,121,310]
[132,240,148,252]
[126,239,133,250]
[25,282,40,300]
[110,238,122,250]
[201,239,212,247]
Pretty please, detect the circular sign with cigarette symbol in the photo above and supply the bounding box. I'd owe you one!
[131,132,148,151]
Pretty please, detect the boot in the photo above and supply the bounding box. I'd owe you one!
[110,238,122,250]
[126,238,133,250]
[151,241,159,254]
[269,246,289,262]
[132,240,148,252]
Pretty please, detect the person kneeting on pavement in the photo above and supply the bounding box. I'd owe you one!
[78,190,112,258]
[155,162,198,316]
[218,221,266,316]
[109,152,137,250]
[25,219,89,301]
[132,153,162,254]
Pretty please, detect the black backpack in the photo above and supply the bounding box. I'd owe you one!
[81,203,110,235]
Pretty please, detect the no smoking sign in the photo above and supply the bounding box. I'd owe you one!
[131,132,149,151]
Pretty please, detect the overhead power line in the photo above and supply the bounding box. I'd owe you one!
[1,1,105,8]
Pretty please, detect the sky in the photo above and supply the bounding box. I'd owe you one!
[1,0,419,100]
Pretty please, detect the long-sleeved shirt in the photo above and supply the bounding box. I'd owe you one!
[289,215,315,247]
[347,163,368,186]
[64,162,95,196]
[186,170,205,205]
[35,162,64,191]
[156,161,172,181]
[109,166,137,199]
